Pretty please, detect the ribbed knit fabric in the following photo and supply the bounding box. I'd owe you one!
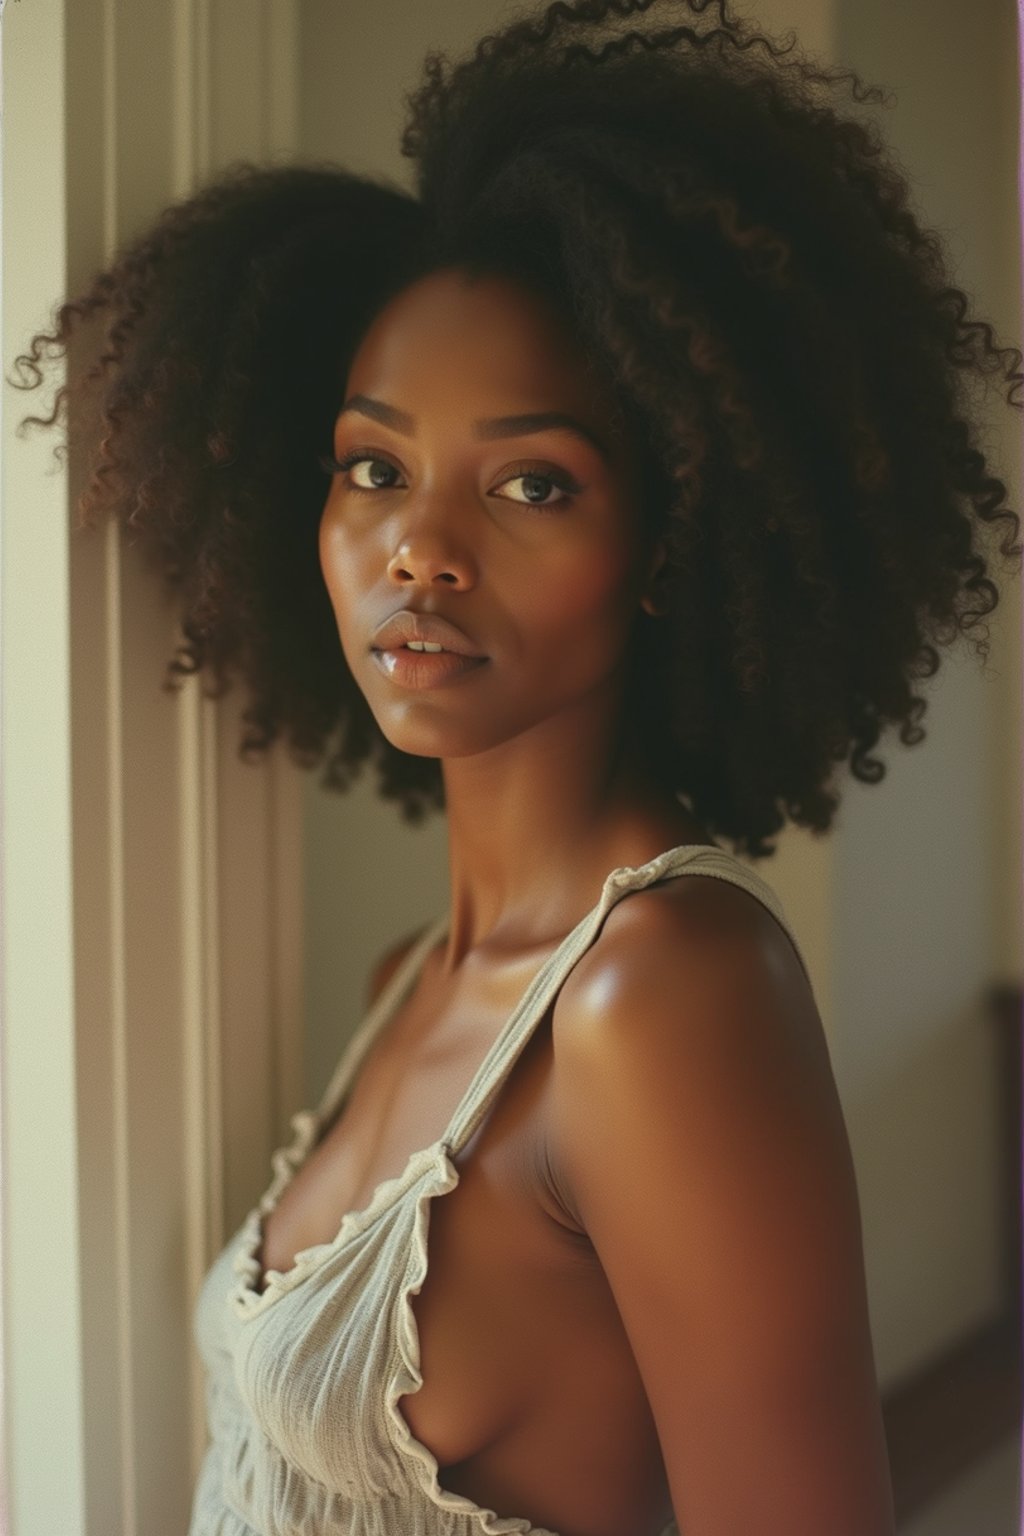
[189,843,811,1536]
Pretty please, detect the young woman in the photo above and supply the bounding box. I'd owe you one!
[13,2,1021,1533]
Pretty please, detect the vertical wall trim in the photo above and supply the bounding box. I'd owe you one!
[104,520,135,1531]
[100,0,135,1520]
[172,0,223,1485]
[3,0,301,1527]
[180,681,226,1480]
[270,747,305,1138]
[201,695,225,1255]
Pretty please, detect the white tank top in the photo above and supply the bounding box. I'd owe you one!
[189,842,811,1536]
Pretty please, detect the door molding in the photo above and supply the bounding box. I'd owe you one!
[1,2,302,1532]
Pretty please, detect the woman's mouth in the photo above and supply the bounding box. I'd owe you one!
[371,646,490,688]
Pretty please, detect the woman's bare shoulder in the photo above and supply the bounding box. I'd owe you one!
[559,865,814,1031]
[544,872,892,1534]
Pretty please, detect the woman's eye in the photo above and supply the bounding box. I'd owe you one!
[317,450,582,512]
[350,457,400,491]
[318,451,401,490]
[494,467,580,510]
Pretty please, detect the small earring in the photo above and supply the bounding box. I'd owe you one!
[640,593,668,618]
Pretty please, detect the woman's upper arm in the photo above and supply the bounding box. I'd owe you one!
[547,884,896,1536]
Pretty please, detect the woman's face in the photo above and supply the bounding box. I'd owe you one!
[318,266,660,761]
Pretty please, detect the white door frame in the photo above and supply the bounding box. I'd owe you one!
[1,3,302,1532]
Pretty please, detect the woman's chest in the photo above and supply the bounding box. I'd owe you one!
[254,970,673,1536]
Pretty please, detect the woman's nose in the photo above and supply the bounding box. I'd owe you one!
[385,511,478,589]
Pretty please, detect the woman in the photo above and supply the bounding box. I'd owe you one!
[13,1,1020,1532]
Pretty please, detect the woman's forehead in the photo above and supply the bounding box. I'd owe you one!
[344,267,632,451]
[352,269,576,368]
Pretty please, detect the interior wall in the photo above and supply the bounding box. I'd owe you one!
[830,0,1022,1384]
[1,4,85,1529]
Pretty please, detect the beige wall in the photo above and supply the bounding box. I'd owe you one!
[2,4,86,1529]
[296,0,1022,1396]
[830,0,1022,1381]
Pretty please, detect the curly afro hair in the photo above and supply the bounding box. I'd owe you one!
[10,0,1022,859]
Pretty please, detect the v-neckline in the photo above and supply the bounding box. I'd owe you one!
[236,913,453,1307]
[229,841,752,1314]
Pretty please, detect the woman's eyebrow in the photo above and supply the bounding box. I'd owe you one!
[338,393,611,463]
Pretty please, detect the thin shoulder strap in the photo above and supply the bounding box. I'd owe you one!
[667,844,811,986]
[441,844,811,1159]
[314,914,449,1127]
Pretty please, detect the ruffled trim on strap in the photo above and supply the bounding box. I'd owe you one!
[228,1111,448,1321]
[383,1143,563,1536]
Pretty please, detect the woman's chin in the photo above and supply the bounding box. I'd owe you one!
[372,718,490,761]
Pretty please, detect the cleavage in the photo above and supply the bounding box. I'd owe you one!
[255,938,559,1284]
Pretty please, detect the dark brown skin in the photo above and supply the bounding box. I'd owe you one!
[259,267,895,1536]
[319,265,692,958]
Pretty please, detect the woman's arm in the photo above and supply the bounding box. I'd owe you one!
[548,882,896,1536]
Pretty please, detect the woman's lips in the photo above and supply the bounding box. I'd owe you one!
[371,647,490,688]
